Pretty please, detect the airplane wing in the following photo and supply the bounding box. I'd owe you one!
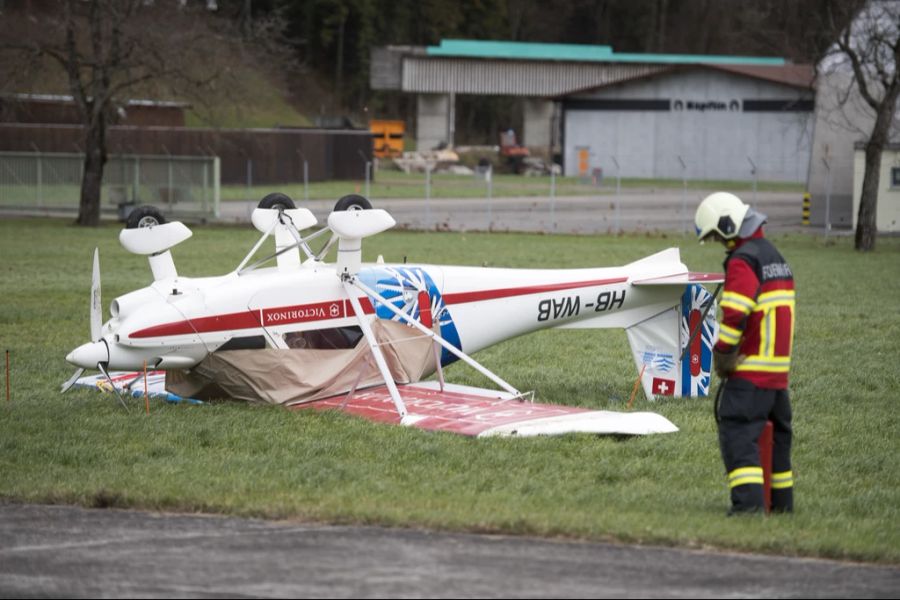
[298,381,679,437]
[73,372,678,437]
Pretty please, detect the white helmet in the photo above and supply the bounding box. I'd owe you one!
[694,192,749,241]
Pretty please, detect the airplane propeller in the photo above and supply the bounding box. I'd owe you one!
[90,245,102,342]
[60,249,128,409]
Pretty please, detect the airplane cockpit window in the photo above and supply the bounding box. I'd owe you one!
[284,326,364,350]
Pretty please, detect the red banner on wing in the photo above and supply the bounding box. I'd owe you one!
[295,384,589,437]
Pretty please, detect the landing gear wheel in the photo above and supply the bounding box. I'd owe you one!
[333,194,372,212]
[125,205,167,229]
[258,193,296,211]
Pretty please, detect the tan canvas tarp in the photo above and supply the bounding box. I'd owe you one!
[166,320,437,406]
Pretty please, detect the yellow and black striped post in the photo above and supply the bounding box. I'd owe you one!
[802,192,811,225]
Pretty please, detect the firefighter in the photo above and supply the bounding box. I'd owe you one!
[694,192,795,515]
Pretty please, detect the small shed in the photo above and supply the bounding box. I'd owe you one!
[852,142,900,233]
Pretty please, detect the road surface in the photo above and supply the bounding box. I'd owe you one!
[217,190,811,236]
[1,503,896,598]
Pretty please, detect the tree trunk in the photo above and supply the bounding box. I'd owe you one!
[854,82,899,252]
[76,116,107,226]
[855,142,881,251]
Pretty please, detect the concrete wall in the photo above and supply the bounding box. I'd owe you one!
[852,147,900,233]
[562,69,814,183]
[523,99,555,150]
[416,94,451,151]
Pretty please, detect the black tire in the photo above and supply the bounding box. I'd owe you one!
[258,193,296,211]
[126,205,167,229]
[333,194,372,212]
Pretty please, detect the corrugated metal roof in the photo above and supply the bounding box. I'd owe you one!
[402,57,667,96]
[706,64,815,90]
[427,39,786,66]
[560,63,816,96]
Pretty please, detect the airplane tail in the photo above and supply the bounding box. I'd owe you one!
[625,283,719,399]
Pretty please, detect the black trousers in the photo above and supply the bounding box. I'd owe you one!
[716,377,793,512]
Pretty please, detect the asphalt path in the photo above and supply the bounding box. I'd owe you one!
[1,503,897,599]
[217,190,815,236]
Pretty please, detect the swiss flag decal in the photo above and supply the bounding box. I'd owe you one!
[652,377,676,396]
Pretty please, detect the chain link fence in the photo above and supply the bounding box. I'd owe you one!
[0,151,220,221]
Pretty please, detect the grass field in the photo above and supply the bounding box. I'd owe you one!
[220,170,805,203]
[0,218,898,564]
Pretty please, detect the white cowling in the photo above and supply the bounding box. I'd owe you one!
[327,209,396,276]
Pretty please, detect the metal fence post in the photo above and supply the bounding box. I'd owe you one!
[213,156,221,218]
[166,149,174,210]
[425,163,432,230]
[612,155,621,233]
[678,155,688,235]
[549,166,556,232]
[304,159,309,202]
[748,156,758,209]
[202,156,209,215]
[486,164,493,231]
[133,155,141,203]
[36,148,42,208]
[297,150,310,202]
[246,157,253,203]
[823,157,832,238]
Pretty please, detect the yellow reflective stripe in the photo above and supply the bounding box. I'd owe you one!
[772,470,794,489]
[754,291,795,313]
[729,476,764,489]
[738,356,791,363]
[734,364,791,373]
[735,356,791,373]
[718,323,742,345]
[758,290,795,303]
[721,291,756,314]
[789,304,796,355]
[763,308,774,356]
[729,466,763,479]
[720,300,753,315]
[728,466,764,488]
[755,299,795,310]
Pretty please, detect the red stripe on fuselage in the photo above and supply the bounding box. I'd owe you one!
[128,278,625,340]
[442,277,627,304]
[129,297,377,339]
[129,310,262,339]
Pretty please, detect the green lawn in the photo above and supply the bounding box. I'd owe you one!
[0,218,898,563]
[220,170,805,202]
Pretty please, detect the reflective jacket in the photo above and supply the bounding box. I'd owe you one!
[716,229,795,389]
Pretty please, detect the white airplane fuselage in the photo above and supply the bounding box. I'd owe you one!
[67,259,689,373]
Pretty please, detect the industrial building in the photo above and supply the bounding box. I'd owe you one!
[372,40,815,183]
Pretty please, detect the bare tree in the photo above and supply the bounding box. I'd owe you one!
[823,0,900,251]
[0,1,230,226]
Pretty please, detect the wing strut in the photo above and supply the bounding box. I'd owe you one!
[349,276,521,398]
[342,279,409,420]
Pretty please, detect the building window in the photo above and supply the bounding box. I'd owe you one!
[892,167,900,188]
